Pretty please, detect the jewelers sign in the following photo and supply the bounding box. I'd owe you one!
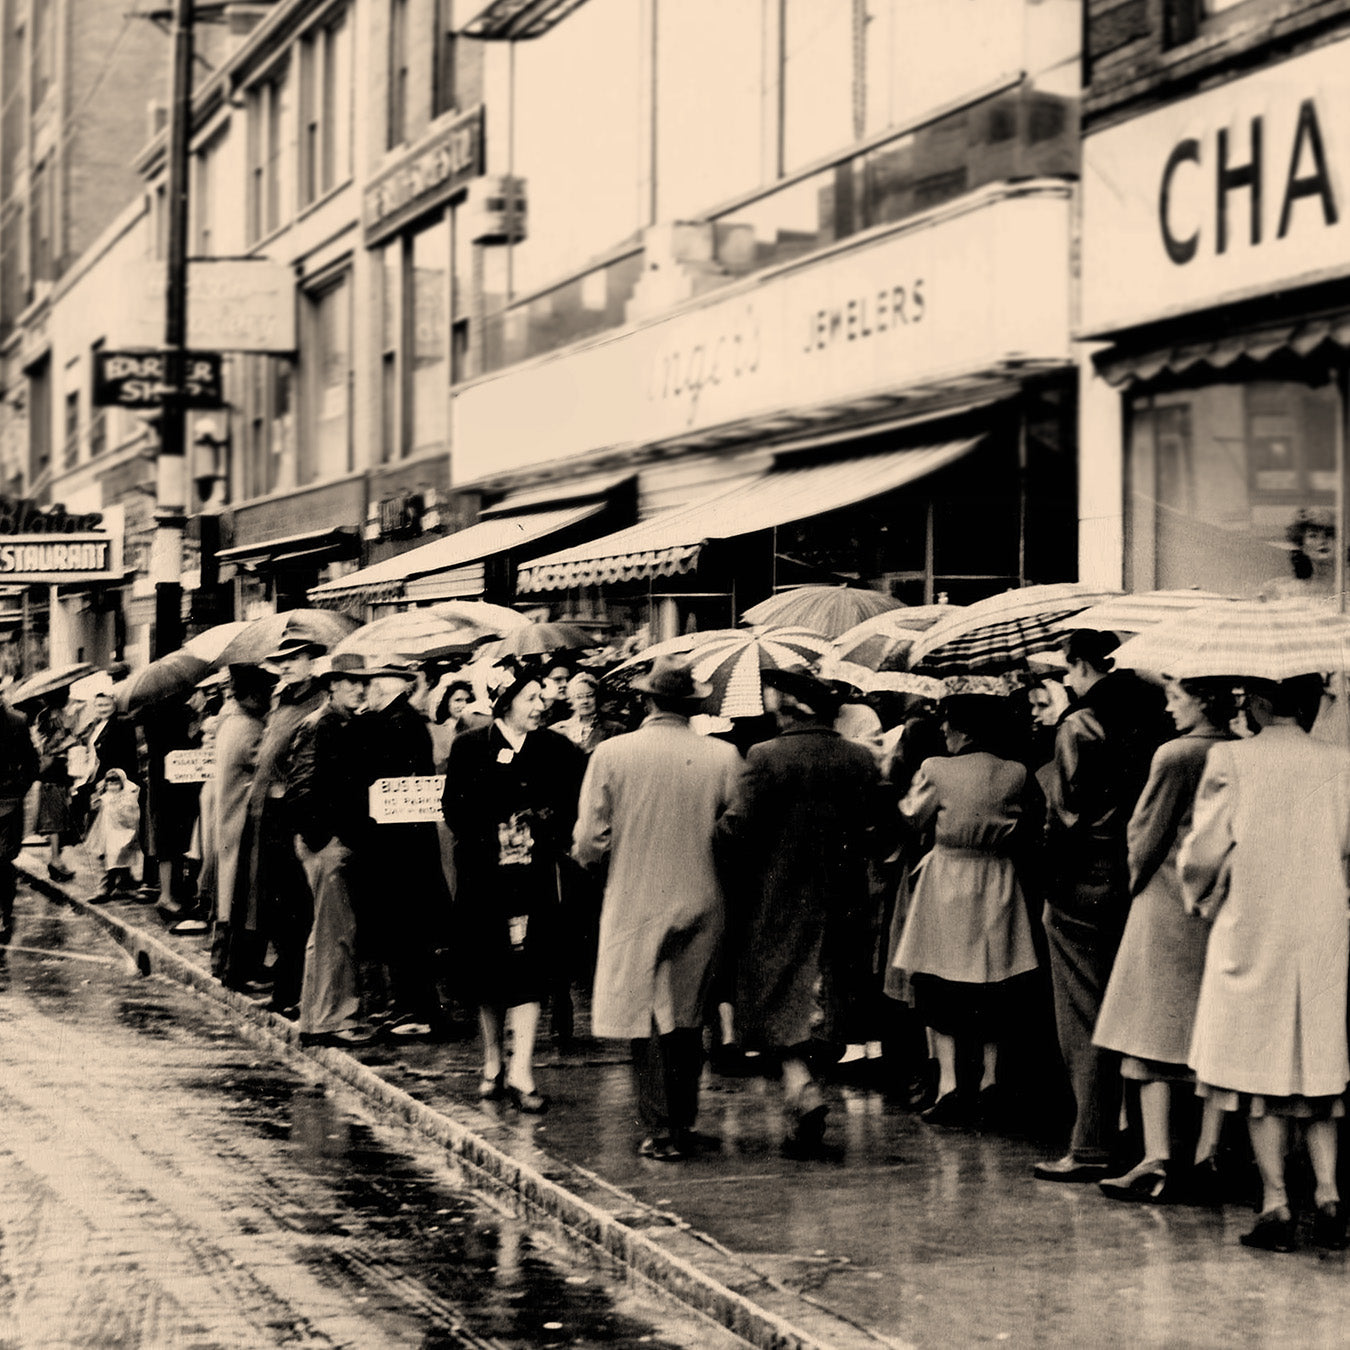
[0,497,122,584]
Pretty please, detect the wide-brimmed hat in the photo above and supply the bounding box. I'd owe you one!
[265,636,328,662]
[319,653,380,685]
[631,654,712,704]
[228,662,278,696]
[761,666,846,718]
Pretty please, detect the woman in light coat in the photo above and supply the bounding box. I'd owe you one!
[1092,677,1234,1203]
[892,685,1040,1125]
[1180,675,1350,1253]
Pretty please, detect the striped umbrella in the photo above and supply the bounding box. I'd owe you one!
[831,604,961,670]
[334,605,522,661]
[608,626,833,718]
[741,586,905,639]
[1112,598,1350,680]
[1071,590,1238,634]
[907,583,1123,673]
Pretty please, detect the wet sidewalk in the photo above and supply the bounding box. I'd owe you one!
[17,845,1350,1349]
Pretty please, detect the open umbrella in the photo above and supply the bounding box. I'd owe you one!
[333,606,520,662]
[116,650,210,714]
[486,620,594,662]
[182,620,254,664]
[741,586,904,639]
[907,583,1123,673]
[1112,598,1350,680]
[608,626,832,718]
[1071,590,1237,635]
[215,608,360,668]
[7,662,94,707]
[831,604,961,670]
[430,599,531,632]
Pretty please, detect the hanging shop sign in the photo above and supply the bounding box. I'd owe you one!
[363,106,486,246]
[451,181,1073,483]
[0,496,123,584]
[106,260,297,353]
[1083,33,1350,334]
[92,350,224,409]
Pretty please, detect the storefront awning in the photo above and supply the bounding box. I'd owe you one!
[308,503,605,605]
[217,527,360,569]
[519,440,979,592]
[1094,313,1350,388]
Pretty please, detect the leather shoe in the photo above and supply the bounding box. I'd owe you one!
[920,1092,969,1128]
[506,1084,548,1114]
[1313,1201,1349,1250]
[637,1135,685,1161]
[1033,1154,1112,1183]
[46,861,75,883]
[1240,1206,1295,1252]
[1099,1160,1171,1204]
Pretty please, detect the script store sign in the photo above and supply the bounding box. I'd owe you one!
[0,498,122,585]
[1083,33,1350,333]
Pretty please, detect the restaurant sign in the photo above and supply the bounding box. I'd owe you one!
[364,106,485,246]
[1083,33,1350,333]
[0,496,122,584]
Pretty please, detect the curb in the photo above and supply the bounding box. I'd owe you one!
[16,856,905,1350]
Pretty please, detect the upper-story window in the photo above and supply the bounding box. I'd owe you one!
[433,0,456,120]
[30,0,52,112]
[192,138,217,256]
[246,61,294,243]
[299,12,352,207]
[300,270,352,484]
[28,156,52,289]
[388,0,410,149]
[1163,0,1257,49]
[61,388,79,472]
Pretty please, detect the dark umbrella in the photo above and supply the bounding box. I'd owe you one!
[485,621,593,662]
[214,608,360,668]
[8,662,95,707]
[115,650,211,714]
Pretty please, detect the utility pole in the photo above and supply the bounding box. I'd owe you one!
[150,0,194,659]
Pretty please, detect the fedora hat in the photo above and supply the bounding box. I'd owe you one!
[632,654,712,704]
[264,636,328,662]
[761,666,846,718]
[319,652,379,685]
[228,662,278,695]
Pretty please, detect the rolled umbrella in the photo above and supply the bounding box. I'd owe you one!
[116,649,210,714]
[7,661,95,707]
[1071,590,1237,635]
[831,604,961,670]
[607,626,832,718]
[214,608,360,668]
[333,606,519,662]
[907,583,1123,673]
[741,586,905,639]
[486,620,595,662]
[1112,598,1350,680]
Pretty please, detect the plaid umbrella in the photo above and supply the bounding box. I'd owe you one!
[1071,590,1237,634]
[608,626,832,718]
[215,608,361,668]
[741,586,904,639]
[907,584,1122,673]
[1112,598,1350,680]
[334,605,521,662]
[831,604,961,670]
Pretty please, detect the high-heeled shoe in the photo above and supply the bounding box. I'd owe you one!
[506,1084,548,1114]
[1099,1159,1171,1204]
[477,1068,505,1101]
[919,1091,968,1127]
[1240,1206,1295,1252]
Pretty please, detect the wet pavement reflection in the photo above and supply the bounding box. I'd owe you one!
[0,880,739,1349]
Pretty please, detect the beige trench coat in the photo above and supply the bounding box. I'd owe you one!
[573,712,742,1039]
[1180,725,1350,1099]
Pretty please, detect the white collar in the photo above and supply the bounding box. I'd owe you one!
[494,719,529,753]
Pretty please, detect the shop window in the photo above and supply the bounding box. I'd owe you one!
[241,355,296,498]
[299,10,351,208]
[300,271,351,485]
[1127,378,1341,599]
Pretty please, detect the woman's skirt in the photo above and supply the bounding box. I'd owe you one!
[910,971,1037,1039]
[35,781,71,837]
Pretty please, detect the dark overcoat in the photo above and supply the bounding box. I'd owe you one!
[716,725,881,1049]
[444,722,585,1004]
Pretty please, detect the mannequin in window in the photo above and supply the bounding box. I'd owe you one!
[1258,509,1337,603]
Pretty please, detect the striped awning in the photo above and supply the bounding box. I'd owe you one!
[519,440,980,593]
[308,503,604,605]
[1094,313,1350,388]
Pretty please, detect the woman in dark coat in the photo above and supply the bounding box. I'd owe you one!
[443,673,586,1112]
[1092,678,1236,1203]
[31,689,79,881]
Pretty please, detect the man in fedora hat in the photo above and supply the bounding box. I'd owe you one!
[573,654,742,1160]
[355,655,450,1039]
[287,653,379,1045]
[716,666,882,1156]
[223,637,327,1009]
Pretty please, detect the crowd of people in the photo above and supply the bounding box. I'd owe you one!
[1,619,1348,1256]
